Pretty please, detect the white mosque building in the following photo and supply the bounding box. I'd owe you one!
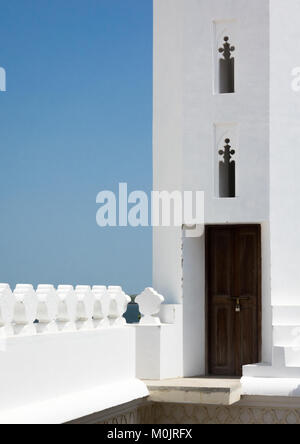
[153,0,300,393]
[1,0,300,425]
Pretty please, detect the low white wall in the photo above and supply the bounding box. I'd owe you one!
[136,305,183,380]
[0,283,148,424]
[0,283,188,423]
[0,328,148,424]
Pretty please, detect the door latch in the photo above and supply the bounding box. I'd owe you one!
[232,296,249,313]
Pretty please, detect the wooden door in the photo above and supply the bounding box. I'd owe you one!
[206,225,261,377]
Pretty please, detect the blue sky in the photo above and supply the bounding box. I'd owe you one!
[0,0,153,294]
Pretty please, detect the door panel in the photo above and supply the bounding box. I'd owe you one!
[206,225,261,377]
[212,229,233,297]
[240,305,258,366]
[211,303,235,375]
[207,227,235,376]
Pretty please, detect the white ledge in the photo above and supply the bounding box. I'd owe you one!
[242,377,300,397]
[0,379,148,425]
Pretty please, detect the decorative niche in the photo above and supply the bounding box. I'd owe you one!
[214,124,238,198]
[213,20,237,94]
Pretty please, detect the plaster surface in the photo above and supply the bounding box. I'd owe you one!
[153,0,271,378]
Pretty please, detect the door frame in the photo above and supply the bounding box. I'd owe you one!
[205,224,262,376]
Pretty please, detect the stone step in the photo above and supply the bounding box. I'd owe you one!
[273,306,300,326]
[145,378,242,406]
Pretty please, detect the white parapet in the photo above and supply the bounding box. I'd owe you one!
[108,286,131,326]
[136,288,164,325]
[74,285,95,331]
[135,304,183,380]
[0,282,146,424]
[56,285,77,332]
[0,284,14,337]
[36,285,59,334]
[13,285,37,336]
[134,290,184,379]
[0,283,133,336]
[92,286,110,328]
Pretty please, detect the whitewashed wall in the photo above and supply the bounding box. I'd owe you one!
[269,0,300,306]
[152,0,184,306]
[242,0,300,391]
[0,284,148,424]
[0,283,184,423]
[153,0,272,377]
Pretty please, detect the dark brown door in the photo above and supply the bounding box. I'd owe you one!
[206,225,261,377]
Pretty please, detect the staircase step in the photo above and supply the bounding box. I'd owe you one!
[273,306,300,326]
[273,346,300,368]
[145,378,242,406]
[243,363,300,378]
[274,326,300,347]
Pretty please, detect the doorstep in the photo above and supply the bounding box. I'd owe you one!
[144,378,242,406]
